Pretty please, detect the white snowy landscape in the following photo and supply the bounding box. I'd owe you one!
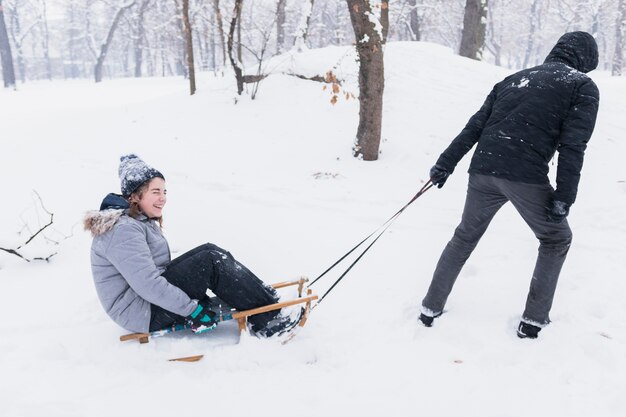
[1,42,625,416]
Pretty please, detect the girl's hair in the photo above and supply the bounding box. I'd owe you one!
[127,180,164,229]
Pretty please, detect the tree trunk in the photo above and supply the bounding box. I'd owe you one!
[40,0,52,80]
[486,10,501,67]
[294,0,314,51]
[197,17,209,71]
[94,2,135,83]
[182,0,196,95]
[236,1,242,62]
[121,38,129,75]
[459,0,488,60]
[210,11,216,72]
[522,0,539,68]
[8,6,25,83]
[228,0,244,95]
[67,1,79,78]
[134,0,151,78]
[380,0,389,44]
[347,0,385,161]
[408,0,420,41]
[213,0,226,67]
[276,0,286,54]
[613,0,626,76]
[0,0,15,88]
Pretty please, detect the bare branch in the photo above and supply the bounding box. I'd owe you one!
[20,190,53,248]
[0,247,30,262]
[0,190,57,263]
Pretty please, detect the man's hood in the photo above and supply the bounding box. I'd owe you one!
[544,31,599,73]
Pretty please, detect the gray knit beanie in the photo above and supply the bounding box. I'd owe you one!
[118,154,164,197]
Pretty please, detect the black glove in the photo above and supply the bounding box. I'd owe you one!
[187,298,218,334]
[546,199,570,224]
[429,165,450,188]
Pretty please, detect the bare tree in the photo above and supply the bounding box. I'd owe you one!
[294,0,314,51]
[276,0,286,54]
[181,0,195,94]
[241,13,274,99]
[522,0,540,68]
[459,0,488,60]
[380,0,389,44]
[38,0,52,79]
[94,1,135,83]
[236,0,242,61]
[347,0,384,161]
[64,0,83,79]
[213,0,226,67]
[224,0,272,96]
[614,0,626,75]
[2,0,620,82]
[485,0,501,67]
[228,0,244,94]
[407,0,420,41]
[5,0,38,82]
[0,0,15,87]
[132,0,151,78]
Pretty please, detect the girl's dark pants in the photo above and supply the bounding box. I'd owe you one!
[149,243,280,332]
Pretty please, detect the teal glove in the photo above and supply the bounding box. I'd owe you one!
[187,298,218,334]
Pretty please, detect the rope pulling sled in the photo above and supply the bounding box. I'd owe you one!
[119,180,433,362]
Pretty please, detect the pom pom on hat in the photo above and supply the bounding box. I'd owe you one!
[118,154,164,197]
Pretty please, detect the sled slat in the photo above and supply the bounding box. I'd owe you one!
[299,289,314,327]
[231,295,318,319]
[270,277,308,290]
[237,318,247,333]
[169,355,204,362]
[120,332,149,342]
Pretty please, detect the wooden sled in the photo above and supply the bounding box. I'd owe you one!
[119,277,317,346]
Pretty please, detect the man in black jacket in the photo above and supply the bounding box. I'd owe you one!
[419,32,600,339]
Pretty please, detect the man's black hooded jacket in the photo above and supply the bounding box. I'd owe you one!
[436,31,600,205]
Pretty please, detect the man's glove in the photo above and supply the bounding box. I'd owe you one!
[187,298,218,334]
[430,165,450,188]
[546,199,570,224]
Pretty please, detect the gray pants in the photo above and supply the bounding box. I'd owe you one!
[421,174,572,326]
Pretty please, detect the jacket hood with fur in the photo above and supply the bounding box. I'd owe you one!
[83,193,129,237]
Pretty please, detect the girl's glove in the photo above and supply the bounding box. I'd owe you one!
[187,298,218,334]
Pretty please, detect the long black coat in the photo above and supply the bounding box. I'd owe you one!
[436,31,600,205]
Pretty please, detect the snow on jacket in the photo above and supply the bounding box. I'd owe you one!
[84,194,197,333]
[436,31,600,205]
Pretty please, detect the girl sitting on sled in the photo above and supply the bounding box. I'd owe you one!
[84,154,300,337]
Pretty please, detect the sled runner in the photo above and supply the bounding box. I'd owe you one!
[119,277,317,345]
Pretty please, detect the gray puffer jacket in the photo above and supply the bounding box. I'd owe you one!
[84,195,197,333]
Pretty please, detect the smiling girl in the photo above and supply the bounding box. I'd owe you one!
[84,154,299,337]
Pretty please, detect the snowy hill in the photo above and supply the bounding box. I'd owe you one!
[1,42,625,417]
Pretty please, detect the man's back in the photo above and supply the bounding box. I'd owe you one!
[437,31,599,205]
[470,60,597,186]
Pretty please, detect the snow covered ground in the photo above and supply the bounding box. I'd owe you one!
[1,42,625,417]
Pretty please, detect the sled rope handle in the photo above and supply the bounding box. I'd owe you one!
[310,180,434,306]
